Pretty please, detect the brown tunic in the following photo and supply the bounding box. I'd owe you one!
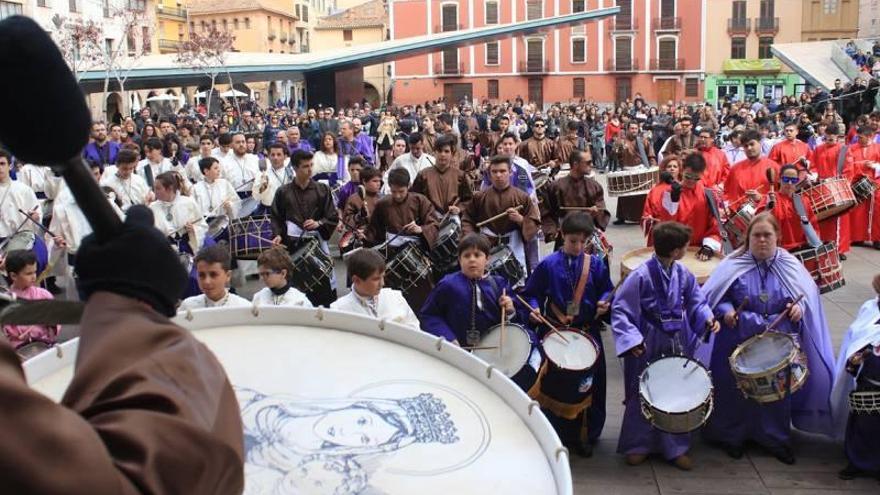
[462,185,540,242]
[615,136,657,167]
[519,136,557,168]
[410,165,473,216]
[554,133,580,165]
[0,292,244,494]
[342,191,379,230]
[481,130,505,156]
[666,133,697,156]
[541,174,610,239]
[366,192,439,248]
[270,179,339,242]
[422,132,438,155]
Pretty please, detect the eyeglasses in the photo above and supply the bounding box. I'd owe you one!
[780,176,799,184]
[682,172,702,181]
[533,123,545,127]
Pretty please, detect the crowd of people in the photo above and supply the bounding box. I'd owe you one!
[1,77,880,483]
[844,39,880,77]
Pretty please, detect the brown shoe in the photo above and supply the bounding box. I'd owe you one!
[673,454,693,471]
[626,454,648,466]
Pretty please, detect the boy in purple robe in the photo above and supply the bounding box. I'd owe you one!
[420,233,538,390]
[701,212,835,465]
[611,221,718,470]
[522,212,612,457]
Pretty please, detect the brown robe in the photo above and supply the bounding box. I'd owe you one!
[270,179,339,243]
[481,130,505,156]
[554,133,580,166]
[665,132,697,156]
[462,185,540,242]
[0,292,244,494]
[422,132,438,155]
[541,174,610,240]
[519,136,557,168]
[366,192,439,248]
[342,191,379,230]
[614,135,657,223]
[410,165,473,216]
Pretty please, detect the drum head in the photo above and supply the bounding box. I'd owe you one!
[640,356,712,413]
[734,332,796,373]
[621,247,719,284]
[542,331,598,371]
[7,231,36,251]
[473,324,532,377]
[24,308,571,495]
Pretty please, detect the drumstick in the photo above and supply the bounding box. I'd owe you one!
[514,294,570,343]
[560,206,599,211]
[0,205,41,252]
[17,208,57,238]
[764,294,805,334]
[476,204,524,228]
[462,345,499,351]
[766,168,777,210]
[601,278,626,303]
[700,297,749,344]
[500,288,506,357]
[438,197,461,226]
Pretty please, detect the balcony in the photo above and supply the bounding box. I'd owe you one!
[653,16,680,32]
[434,23,464,33]
[612,16,638,32]
[156,5,187,20]
[727,17,751,35]
[649,58,684,71]
[280,33,288,42]
[300,44,310,53]
[754,16,779,35]
[158,39,182,52]
[267,29,276,41]
[606,57,638,72]
[518,60,550,74]
[434,63,465,77]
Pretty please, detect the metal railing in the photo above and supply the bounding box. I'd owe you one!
[727,17,751,35]
[653,16,680,31]
[518,60,550,74]
[649,58,684,71]
[157,6,187,20]
[434,63,465,76]
[606,57,638,72]
[434,23,463,33]
[158,39,181,51]
[754,16,779,34]
[613,16,638,31]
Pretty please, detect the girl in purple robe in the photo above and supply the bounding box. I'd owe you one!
[611,221,718,470]
[701,212,835,465]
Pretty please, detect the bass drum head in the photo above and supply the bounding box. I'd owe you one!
[640,356,712,413]
[23,307,571,495]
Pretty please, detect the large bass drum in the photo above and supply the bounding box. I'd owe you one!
[22,307,573,495]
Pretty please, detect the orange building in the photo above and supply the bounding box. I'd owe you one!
[390,0,706,106]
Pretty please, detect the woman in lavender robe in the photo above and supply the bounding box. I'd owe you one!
[701,212,835,465]
[611,221,718,470]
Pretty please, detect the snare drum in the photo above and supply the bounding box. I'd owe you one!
[385,242,432,292]
[0,230,49,274]
[802,177,857,220]
[607,167,659,197]
[23,307,573,494]
[639,356,714,433]
[722,202,757,249]
[472,323,537,392]
[430,218,461,270]
[730,331,809,403]
[791,242,845,294]
[289,237,334,293]
[851,176,877,204]
[206,215,230,241]
[488,245,525,288]
[337,229,363,257]
[229,215,275,260]
[621,247,719,285]
[530,329,600,420]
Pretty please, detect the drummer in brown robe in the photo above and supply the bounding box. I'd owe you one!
[270,149,339,307]
[519,116,558,171]
[541,149,610,250]
[554,121,582,167]
[482,115,510,157]
[664,115,698,157]
[411,134,473,220]
[462,155,541,276]
[613,121,657,225]
[342,166,382,238]
[366,167,439,311]
[0,206,244,493]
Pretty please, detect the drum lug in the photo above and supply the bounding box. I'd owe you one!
[55,345,63,359]
[251,302,260,317]
[554,446,569,462]
[528,400,541,416]
[185,308,194,321]
[377,319,386,331]
[435,337,444,351]
[314,307,324,321]
[485,364,495,379]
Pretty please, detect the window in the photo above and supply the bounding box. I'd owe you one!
[295,4,300,18]
[823,0,837,14]
[571,37,586,63]
[37,0,47,7]
[68,0,78,12]
[616,0,632,29]
[527,39,543,71]
[0,0,23,18]
[658,38,676,69]
[245,17,251,28]
[685,78,699,97]
[127,32,136,54]
[573,77,585,98]
[142,26,151,53]
[105,38,113,55]
[732,0,746,19]
[442,47,458,73]
[343,29,353,41]
[572,0,585,13]
[222,19,228,31]
[102,0,110,17]
[189,21,195,32]
[302,5,309,22]
[126,0,145,10]
[760,0,774,18]
[731,37,746,59]
[441,4,457,31]
[485,1,498,24]
[526,0,542,20]
[485,41,499,65]
[758,37,773,59]
[488,79,499,99]
[660,0,675,17]
[615,36,632,69]
[615,77,632,102]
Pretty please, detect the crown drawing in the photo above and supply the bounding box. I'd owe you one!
[400,393,459,444]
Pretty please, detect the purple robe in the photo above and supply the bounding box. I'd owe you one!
[702,249,835,437]
[83,141,120,166]
[611,256,714,459]
[339,136,374,167]
[335,181,358,210]
[288,140,314,155]
[355,133,375,166]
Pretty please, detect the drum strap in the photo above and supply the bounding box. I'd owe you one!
[144,164,155,188]
[837,145,849,176]
[549,255,591,323]
[791,194,823,248]
[527,362,594,420]
[636,137,651,168]
[703,188,733,255]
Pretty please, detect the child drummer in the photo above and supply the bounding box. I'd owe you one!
[420,233,539,390]
[611,221,718,470]
[521,212,613,457]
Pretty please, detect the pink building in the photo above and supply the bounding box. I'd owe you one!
[390,0,706,106]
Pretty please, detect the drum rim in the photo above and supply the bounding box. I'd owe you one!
[473,323,533,377]
[23,306,573,495]
[541,328,600,372]
[729,331,801,377]
[638,355,714,416]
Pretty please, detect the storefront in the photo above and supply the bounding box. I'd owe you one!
[704,59,802,106]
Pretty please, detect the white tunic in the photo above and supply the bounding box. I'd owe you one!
[185,154,212,183]
[192,178,240,218]
[17,164,50,196]
[136,158,179,183]
[100,171,151,211]
[251,286,313,308]
[0,180,41,237]
[49,183,123,253]
[312,151,349,182]
[222,153,261,191]
[387,152,435,186]
[211,147,233,161]
[149,194,207,253]
[252,165,293,207]
[178,291,251,311]
[330,288,420,329]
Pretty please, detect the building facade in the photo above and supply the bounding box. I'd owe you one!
[801,0,859,41]
[704,0,802,105]
[156,0,189,54]
[390,0,707,106]
[859,0,880,38]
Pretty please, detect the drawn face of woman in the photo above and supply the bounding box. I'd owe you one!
[312,408,398,448]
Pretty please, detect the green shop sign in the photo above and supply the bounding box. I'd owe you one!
[717,79,741,86]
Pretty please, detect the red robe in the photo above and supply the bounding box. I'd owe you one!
[699,146,730,189]
[768,138,811,167]
[848,142,880,243]
[642,182,721,251]
[757,192,820,251]
[723,157,781,205]
[810,142,855,253]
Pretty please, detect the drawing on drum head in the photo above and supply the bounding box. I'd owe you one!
[237,380,491,494]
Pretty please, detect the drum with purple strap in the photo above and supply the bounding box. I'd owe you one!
[229,215,275,260]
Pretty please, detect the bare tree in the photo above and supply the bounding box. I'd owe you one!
[100,5,152,117]
[52,14,103,83]
[176,27,236,117]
